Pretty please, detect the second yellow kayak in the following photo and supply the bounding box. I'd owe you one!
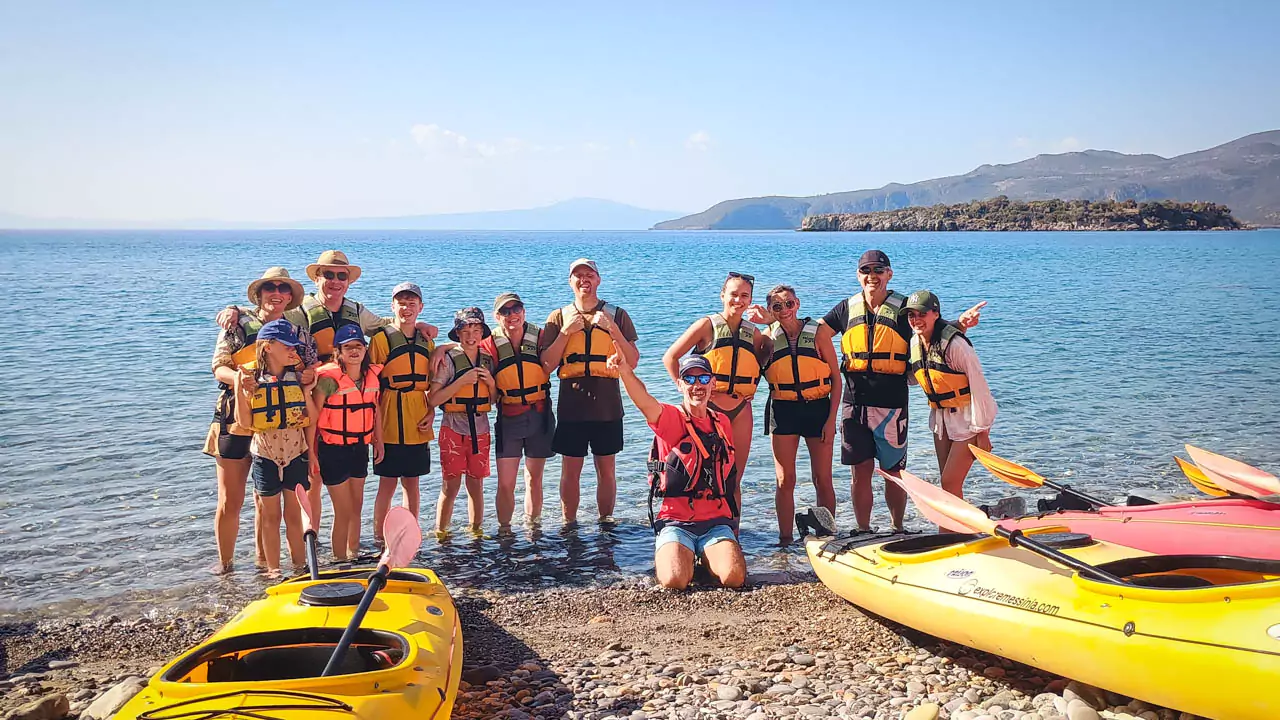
[806,528,1280,720]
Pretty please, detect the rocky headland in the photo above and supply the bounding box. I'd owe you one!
[2,582,1207,720]
[800,198,1244,232]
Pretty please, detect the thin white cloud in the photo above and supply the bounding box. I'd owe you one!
[1054,136,1084,152]
[1011,136,1032,149]
[685,130,711,152]
[584,141,609,154]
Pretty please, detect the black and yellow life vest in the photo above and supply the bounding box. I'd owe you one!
[559,302,621,379]
[302,294,365,361]
[441,348,492,415]
[376,327,434,392]
[249,371,310,432]
[230,315,265,368]
[841,291,909,375]
[494,322,550,405]
[763,318,832,402]
[910,321,973,410]
[698,314,761,399]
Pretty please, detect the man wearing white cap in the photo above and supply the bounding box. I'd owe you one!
[539,258,640,523]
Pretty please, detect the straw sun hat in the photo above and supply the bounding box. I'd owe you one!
[305,250,362,284]
[246,267,305,310]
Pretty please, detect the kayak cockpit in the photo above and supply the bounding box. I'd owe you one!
[1094,554,1280,589]
[163,628,407,683]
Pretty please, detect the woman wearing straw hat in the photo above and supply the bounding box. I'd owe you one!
[205,267,318,574]
[216,250,438,362]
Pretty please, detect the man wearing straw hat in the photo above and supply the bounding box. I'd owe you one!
[217,250,438,362]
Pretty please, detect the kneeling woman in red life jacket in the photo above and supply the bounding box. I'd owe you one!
[612,352,746,590]
[312,323,384,560]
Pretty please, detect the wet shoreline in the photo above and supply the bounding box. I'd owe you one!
[3,579,1197,720]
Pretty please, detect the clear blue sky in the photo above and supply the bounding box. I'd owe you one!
[2,1,1277,222]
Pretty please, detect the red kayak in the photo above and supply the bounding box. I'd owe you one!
[1000,497,1280,559]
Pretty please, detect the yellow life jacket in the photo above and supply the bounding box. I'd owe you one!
[249,370,310,432]
[910,321,973,410]
[372,327,436,445]
[700,314,761,399]
[493,322,550,404]
[558,302,621,379]
[230,315,264,368]
[763,318,832,402]
[441,347,492,415]
[841,291,909,375]
[302,294,365,361]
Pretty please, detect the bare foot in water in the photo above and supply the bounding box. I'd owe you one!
[208,561,233,576]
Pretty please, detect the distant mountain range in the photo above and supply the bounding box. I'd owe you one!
[654,130,1280,229]
[0,198,683,231]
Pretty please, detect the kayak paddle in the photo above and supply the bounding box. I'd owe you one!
[880,469,1127,585]
[969,445,1110,510]
[1185,445,1280,498]
[1173,456,1229,497]
[322,506,422,677]
[295,484,321,581]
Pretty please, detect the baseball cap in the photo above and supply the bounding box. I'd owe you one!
[258,319,303,347]
[334,324,368,347]
[678,355,714,376]
[858,249,891,271]
[569,258,600,275]
[904,290,941,313]
[493,291,522,313]
[391,281,422,300]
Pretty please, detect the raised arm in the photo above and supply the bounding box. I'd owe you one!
[608,352,662,424]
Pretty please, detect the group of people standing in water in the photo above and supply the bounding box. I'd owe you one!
[203,248,997,588]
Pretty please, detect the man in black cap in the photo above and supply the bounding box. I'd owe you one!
[819,249,985,531]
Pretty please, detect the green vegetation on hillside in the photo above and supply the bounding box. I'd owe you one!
[800,197,1245,232]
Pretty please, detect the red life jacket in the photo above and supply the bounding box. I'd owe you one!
[317,363,382,445]
[647,407,738,529]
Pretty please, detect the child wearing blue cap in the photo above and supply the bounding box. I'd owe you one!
[313,323,385,560]
[233,318,320,576]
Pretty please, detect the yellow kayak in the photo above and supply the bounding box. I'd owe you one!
[114,567,462,720]
[805,528,1280,720]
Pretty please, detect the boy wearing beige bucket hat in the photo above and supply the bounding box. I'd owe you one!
[217,250,439,362]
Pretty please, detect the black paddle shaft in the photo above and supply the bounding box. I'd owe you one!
[995,527,1128,585]
[303,529,320,581]
[1042,479,1110,510]
[321,565,390,676]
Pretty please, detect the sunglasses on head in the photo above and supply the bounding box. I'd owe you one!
[859,265,887,275]
[322,270,349,281]
[681,373,714,385]
[497,302,524,316]
[726,271,755,284]
[771,299,797,312]
[259,281,293,294]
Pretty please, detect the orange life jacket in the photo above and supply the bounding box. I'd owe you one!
[317,363,381,445]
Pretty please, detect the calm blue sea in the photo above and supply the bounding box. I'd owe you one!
[2,229,1278,612]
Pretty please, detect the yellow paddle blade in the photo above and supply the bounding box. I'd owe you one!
[1185,445,1280,498]
[1174,456,1228,497]
[969,445,1047,489]
[881,470,997,535]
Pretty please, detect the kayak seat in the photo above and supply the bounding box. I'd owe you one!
[880,533,985,554]
[1127,574,1214,589]
[165,628,408,683]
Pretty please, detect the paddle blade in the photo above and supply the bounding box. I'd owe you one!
[295,484,319,533]
[380,506,422,569]
[1185,445,1280,498]
[969,445,1046,489]
[1174,456,1228,497]
[880,470,997,534]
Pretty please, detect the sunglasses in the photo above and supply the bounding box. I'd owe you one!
[497,302,524,316]
[259,281,293,294]
[322,271,349,281]
[771,299,797,312]
[858,265,888,275]
[681,373,715,385]
[726,271,755,284]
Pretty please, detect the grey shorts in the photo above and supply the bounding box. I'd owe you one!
[495,404,556,459]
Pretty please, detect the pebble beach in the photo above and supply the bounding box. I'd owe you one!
[2,580,1203,720]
